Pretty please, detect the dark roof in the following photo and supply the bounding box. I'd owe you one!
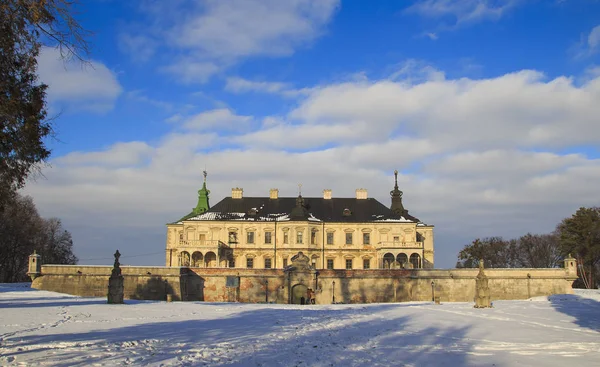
[175,196,421,223]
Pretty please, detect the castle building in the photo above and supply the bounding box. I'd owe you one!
[165,171,434,270]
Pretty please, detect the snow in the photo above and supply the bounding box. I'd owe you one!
[1,284,599,366]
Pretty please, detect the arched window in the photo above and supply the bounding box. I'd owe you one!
[397,253,408,268]
[204,252,217,268]
[180,251,191,267]
[410,253,421,269]
[192,252,203,267]
[383,253,395,269]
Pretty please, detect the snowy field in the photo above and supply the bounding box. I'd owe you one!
[1,284,599,366]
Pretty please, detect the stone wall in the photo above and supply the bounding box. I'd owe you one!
[31,258,578,304]
[32,265,186,301]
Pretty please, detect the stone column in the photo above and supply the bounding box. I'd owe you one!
[474,259,491,308]
[107,250,124,304]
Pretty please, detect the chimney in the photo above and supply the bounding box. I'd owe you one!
[231,187,243,199]
[355,188,368,200]
[323,189,332,199]
[269,188,279,199]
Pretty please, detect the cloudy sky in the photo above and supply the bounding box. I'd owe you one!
[24,0,600,267]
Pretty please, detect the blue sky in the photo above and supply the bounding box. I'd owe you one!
[25,0,600,267]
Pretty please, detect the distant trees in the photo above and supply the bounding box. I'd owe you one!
[457,237,518,268]
[456,234,561,269]
[0,193,77,282]
[457,207,600,289]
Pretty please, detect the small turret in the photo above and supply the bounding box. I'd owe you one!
[193,170,210,215]
[27,251,41,281]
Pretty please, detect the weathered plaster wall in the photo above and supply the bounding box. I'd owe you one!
[32,262,578,304]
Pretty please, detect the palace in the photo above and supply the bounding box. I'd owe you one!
[165,171,435,270]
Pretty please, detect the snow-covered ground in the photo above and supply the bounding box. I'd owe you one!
[1,284,599,366]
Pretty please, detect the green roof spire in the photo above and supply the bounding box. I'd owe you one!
[193,170,210,215]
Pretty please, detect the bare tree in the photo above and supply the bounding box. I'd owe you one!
[516,233,562,268]
[0,195,42,282]
[37,218,78,265]
[0,193,77,282]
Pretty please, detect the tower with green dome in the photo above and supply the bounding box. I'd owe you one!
[192,170,210,215]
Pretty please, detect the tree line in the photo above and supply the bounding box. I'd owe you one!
[0,193,77,282]
[457,207,600,289]
[1,1,87,282]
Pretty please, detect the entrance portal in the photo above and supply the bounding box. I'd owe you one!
[291,284,308,304]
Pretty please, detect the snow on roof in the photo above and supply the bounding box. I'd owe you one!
[184,212,292,222]
[372,217,414,223]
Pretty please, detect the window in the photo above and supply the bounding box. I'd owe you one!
[265,232,272,244]
[247,231,255,244]
[345,259,353,270]
[393,236,400,242]
[229,258,235,268]
[179,231,184,241]
[228,231,238,244]
[327,259,334,269]
[311,230,317,245]
[363,259,370,269]
[283,232,289,244]
[363,233,370,245]
[345,233,352,245]
[297,231,303,244]
[283,258,288,267]
[326,232,334,245]
[265,258,272,269]
[199,234,206,243]
[246,258,254,268]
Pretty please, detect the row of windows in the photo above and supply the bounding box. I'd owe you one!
[229,231,373,245]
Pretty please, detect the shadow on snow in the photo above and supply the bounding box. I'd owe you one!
[4,303,475,367]
[549,293,600,332]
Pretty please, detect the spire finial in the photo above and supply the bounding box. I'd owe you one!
[203,169,207,182]
[394,169,399,189]
[298,183,302,196]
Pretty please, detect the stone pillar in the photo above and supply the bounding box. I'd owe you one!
[27,251,42,281]
[107,250,124,304]
[474,259,491,308]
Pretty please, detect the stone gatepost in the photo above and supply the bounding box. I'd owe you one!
[107,250,124,304]
[27,251,42,281]
[474,259,491,308]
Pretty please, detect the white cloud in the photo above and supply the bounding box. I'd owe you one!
[182,109,252,131]
[118,34,157,62]
[571,24,600,59]
[37,47,122,113]
[225,77,313,98]
[22,68,600,267]
[226,77,287,93]
[407,0,521,25]
[123,0,340,82]
[56,142,153,167]
[587,25,600,50]
[126,90,173,111]
[287,70,600,150]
